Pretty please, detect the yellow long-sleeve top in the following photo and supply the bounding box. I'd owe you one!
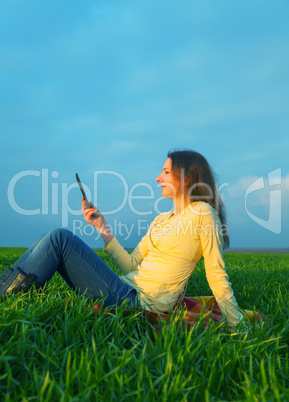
[104,201,243,327]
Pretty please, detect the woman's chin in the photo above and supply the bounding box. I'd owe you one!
[161,191,173,199]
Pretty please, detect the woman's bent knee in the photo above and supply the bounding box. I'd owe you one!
[47,228,75,245]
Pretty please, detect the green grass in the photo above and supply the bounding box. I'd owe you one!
[0,247,289,401]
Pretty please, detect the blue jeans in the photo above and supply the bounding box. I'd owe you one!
[12,228,140,308]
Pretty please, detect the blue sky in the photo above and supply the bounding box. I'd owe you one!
[1,0,288,249]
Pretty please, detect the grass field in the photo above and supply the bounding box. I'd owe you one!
[0,247,288,401]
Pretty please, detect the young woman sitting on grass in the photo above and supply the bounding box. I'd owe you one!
[0,150,245,328]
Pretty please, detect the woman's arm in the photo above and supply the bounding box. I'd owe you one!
[81,198,114,246]
[81,198,148,275]
[104,236,147,275]
[198,205,244,327]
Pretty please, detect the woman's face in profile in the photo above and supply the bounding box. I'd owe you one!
[156,158,181,199]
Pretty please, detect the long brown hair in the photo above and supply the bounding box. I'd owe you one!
[168,149,230,249]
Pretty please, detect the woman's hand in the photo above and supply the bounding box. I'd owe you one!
[81,198,114,246]
[81,198,106,230]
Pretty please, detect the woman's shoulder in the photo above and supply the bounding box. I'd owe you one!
[187,202,219,219]
[188,201,213,213]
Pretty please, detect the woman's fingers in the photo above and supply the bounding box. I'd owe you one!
[81,198,97,213]
[81,197,89,210]
[87,209,99,219]
[84,208,97,219]
[81,197,105,229]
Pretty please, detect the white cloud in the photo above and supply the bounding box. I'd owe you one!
[223,172,289,231]
[225,176,259,199]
